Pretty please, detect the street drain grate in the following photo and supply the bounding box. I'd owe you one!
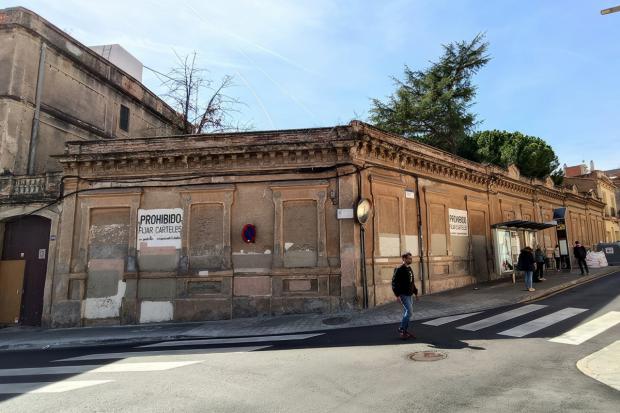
[408,351,447,362]
[322,316,351,325]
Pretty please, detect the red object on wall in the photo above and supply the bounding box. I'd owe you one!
[242,224,256,243]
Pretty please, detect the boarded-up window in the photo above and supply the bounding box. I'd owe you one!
[430,204,447,256]
[87,208,129,299]
[571,217,578,242]
[502,209,515,221]
[89,208,129,261]
[190,204,224,269]
[580,217,588,244]
[377,196,400,257]
[283,200,317,267]
[469,210,488,278]
[405,197,418,255]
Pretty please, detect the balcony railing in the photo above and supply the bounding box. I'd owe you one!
[0,172,62,203]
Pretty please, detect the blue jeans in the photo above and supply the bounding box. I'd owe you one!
[524,271,533,289]
[399,294,413,332]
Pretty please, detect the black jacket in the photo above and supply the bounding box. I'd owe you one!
[517,250,535,271]
[392,264,418,296]
[574,245,587,259]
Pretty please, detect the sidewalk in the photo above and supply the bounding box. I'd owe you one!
[1,266,618,352]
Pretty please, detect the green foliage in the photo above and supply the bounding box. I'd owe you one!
[369,34,561,183]
[550,169,564,186]
[369,33,490,154]
[471,130,561,180]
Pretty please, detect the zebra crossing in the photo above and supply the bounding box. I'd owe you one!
[0,332,324,395]
[2,307,619,396]
[423,305,620,343]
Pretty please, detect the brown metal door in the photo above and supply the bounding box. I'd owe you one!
[0,260,26,324]
[1,216,51,326]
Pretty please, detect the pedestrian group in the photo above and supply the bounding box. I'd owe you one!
[394,240,594,338]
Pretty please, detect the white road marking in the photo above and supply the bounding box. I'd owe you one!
[498,307,588,338]
[550,311,620,345]
[0,361,200,377]
[138,333,324,348]
[0,380,112,394]
[54,346,270,362]
[456,304,547,331]
[422,312,482,326]
[576,340,620,391]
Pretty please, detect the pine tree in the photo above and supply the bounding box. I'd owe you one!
[369,34,490,155]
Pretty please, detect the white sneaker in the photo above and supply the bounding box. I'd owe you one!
[528,288,536,292]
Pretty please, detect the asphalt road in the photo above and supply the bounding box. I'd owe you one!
[1,272,619,412]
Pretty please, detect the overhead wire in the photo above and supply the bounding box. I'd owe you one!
[5,162,367,223]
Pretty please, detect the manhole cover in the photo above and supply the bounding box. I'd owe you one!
[322,316,351,325]
[408,351,447,362]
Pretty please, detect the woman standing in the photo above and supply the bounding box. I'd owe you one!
[518,246,536,292]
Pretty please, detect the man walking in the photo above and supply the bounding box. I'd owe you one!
[573,241,589,275]
[392,252,418,339]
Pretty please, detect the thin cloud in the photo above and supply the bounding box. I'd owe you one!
[180,1,319,76]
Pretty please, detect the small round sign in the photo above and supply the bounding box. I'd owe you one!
[356,198,372,225]
[242,224,256,243]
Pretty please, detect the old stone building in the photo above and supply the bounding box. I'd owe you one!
[564,168,620,242]
[43,121,607,327]
[0,7,183,326]
[0,7,611,329]
[605,168,620,214]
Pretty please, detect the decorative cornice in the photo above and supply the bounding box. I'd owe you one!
[54,120,605,210]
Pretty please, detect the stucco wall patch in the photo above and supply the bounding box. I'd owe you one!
[139,300,174,323]
[379,233,400,257]
[83,280,126,319]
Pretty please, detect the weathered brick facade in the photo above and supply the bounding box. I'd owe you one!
[45,121,607,327]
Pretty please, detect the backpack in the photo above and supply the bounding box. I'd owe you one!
[391,266,400,295]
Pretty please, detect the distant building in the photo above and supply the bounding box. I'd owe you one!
[90,44,143,82]
[564,163,589,178]
[564,164,620,242]
[0,7,183,326]
[604,168,620,222]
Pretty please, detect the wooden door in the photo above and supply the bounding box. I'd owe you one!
[1,216,51,325]
[0,260,26,324]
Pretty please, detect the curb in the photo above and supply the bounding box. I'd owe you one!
[525,267,618,303]
[0,268,617,352]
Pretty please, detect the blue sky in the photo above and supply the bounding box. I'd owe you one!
[6,1,620,170]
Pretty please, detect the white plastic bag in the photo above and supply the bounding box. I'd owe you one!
[586,251,608,268]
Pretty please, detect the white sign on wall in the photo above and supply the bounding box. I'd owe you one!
[448,208,469,236]
[137,208,183,250]
[337,208,354,219]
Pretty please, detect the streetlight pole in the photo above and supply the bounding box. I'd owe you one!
[601,5,620,14]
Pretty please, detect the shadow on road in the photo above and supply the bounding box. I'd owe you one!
[0,272,618,403]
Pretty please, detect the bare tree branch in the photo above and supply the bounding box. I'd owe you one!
[153,51,246,134]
